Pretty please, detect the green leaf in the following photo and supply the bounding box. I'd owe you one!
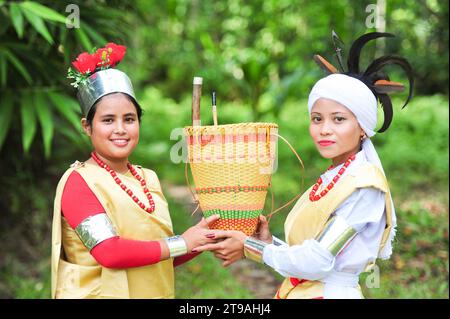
[10,3,24,38]
[21,7,54,44]
[47,91,81,130]
[82,23,108,46]
[1,48,32,84]
[59,125,90,152]
[20,92,37,153]
[0,91,14,150]
[20,1,66,23]
[200,32,216,52]
[35,92,54,158]
[0,54,7,87]
[75,28,93,51]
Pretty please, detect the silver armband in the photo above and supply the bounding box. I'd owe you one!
[316,215,357,256]
[244,237,268,263]
[164,235,188,258]
[75,213,118,251]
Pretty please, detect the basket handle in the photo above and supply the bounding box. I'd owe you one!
[183,132,305,220]
[185,162,202,216]
[265,133,305,223]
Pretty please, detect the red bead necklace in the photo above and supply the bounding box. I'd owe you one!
[309,154,356,202]
[91,152,156,213]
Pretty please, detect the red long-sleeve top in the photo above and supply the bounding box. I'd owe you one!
[61,171,198,269]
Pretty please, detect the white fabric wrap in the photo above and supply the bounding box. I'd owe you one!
[307,74,396,260]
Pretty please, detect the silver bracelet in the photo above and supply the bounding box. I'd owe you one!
[164,235,188,258]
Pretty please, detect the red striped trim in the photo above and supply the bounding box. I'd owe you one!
[189,154,276,162]
[187,133,277,146]
[201,203,264,211]
[275,289,281,299]
[290,277,309,286]
[336,236,357,257]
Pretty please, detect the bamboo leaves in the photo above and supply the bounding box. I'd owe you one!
[0,48,32,84]
[47,91,81,130]
[10,3,24,38]
[20,92,37,154]
[0,54,7,87]
[35,92,54,158]
[75,28,94,52]
[8,1,67,44]
[19,1,66,23]
[20,5,54,44]
[2,90,81,154]
[0,1,131,156]
[0,92,14,150]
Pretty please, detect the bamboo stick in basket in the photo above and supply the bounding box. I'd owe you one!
[192,77,203,126]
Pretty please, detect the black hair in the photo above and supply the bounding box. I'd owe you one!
[85,92,142,127]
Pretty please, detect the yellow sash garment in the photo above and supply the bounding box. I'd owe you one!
[276,163,393,299]
[51,161,175,299]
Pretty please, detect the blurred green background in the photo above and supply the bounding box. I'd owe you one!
[0,0,448,298]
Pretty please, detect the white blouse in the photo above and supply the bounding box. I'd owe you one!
[262,151,387,297]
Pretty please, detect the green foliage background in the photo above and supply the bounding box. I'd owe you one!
[0,0,448,298]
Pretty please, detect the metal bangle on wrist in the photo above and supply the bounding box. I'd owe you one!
[243,236,268,264]
[164,235,188,258]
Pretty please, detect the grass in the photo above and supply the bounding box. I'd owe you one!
[360,192,449,298]
[0,249,51,299]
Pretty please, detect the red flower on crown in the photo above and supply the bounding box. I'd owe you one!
[105,43,127,66]
[71,42,127,74]
[72,52,99,74]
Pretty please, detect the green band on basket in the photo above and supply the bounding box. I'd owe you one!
[203,209,262,219]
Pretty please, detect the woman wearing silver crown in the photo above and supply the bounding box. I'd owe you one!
[195,32,414,299]
[51,43,219,299]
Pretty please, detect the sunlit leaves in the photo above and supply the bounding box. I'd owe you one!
[9,3,24,38]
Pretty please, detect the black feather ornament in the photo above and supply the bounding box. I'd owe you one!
[347,32,395,74]
[315,31,415,133]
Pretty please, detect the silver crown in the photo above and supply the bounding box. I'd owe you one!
[77,68,137,116]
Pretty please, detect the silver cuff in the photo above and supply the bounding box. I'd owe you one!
[244,237,268,263]
[75,213,118,251]
[164,235,188,258]
[316,215,357,256]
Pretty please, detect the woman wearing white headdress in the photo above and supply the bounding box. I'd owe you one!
[195,32,414,299]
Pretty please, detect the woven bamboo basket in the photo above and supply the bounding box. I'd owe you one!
[184,123,278,235]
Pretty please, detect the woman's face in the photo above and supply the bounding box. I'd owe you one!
[82,93,140,161]
[309,98,364,165]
